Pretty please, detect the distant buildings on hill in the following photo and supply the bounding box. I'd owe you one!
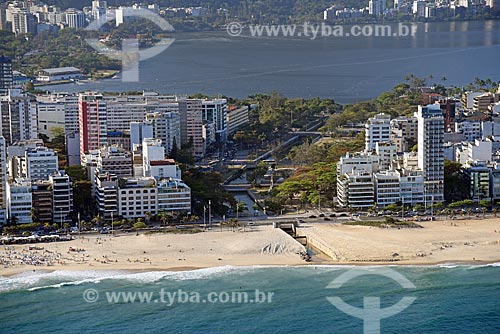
[324,0,500,21]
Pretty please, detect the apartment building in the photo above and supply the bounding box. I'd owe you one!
[0,89,38,144]
[417,104,444,203]
[79,93,107,161]
[49,171,73,224]
[365,113,391,152]
[117,177,158,219]
[6,178,32,224]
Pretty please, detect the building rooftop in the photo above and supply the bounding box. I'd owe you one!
[150,159,176,166]
[39,67,81,74]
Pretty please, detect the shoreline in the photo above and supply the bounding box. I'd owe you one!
[3,259,500,278]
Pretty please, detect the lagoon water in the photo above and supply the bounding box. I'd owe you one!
[41,20,500,103]
[1,265,500,333]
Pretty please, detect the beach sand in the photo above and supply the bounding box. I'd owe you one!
[298,217,500,264]
[2,217,500,276]
[0,226,306,276]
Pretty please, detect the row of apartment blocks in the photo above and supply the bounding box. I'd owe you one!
[324,0,500,21]
[338,104,445,208]
[84,138,191,222]
[0,139,73,224]
[0,87,249,162]
[0,1,208,36]
[75,92,247,163]
[77,92,242,162]
[0,1,152,35]
[338,86,500,209]
[0,135,192,224]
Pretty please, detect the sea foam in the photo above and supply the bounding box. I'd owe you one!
[0,266,262,292]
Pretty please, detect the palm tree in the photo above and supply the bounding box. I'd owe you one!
[158,210,168,227]
[29,208,39,223]
[91,214,102,228]
[235,201,248,220]
[189,215,200,227]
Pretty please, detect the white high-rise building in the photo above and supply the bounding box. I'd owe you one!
[369,0,387,16]
[130,121,154,151]
[337,152,380,175]
[412,0,427,17]
[117,177,157,219]
[365,113,391,152]
[24,147,59,181]
[6,178,32,224]
[10,8,36,35]
[178,99,204,157]
[226,106,249,135]
[0,89,38,144]
[416,104,444,203]
[92,1,107,20]
[36,102,66,139]
[201,99,227,141]
[0,136,7,224]
[49,170,73,224]
[145,111,181,155]
[157,178,191,213]
[106,97,148,133]
[143,138,165,176]
[374,171,400,207]
[337,170,374,209]
[37,93,80,135]
[64,8,86,29]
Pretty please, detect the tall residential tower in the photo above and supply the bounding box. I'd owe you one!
[416,104,444,203]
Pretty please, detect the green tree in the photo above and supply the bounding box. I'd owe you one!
[444,161,469,202]
[72,180,92,216]
[158,210,168,227]
[133,221,147,229]
[480,199,491,208]
[65,165,88,181]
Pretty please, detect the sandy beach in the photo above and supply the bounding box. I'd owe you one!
[0,226,306,276]
[298,217,500,264]
[2,218,500,276]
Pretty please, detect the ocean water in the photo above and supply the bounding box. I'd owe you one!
[1,265,500,333]
[41,20,500,103]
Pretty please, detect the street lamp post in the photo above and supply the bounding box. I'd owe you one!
[318,187,321,212]
[402,196,404,220]
[208,200,212,229]
[203,205,206,231]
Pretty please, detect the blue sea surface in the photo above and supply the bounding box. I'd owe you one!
[1,265,500,333]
